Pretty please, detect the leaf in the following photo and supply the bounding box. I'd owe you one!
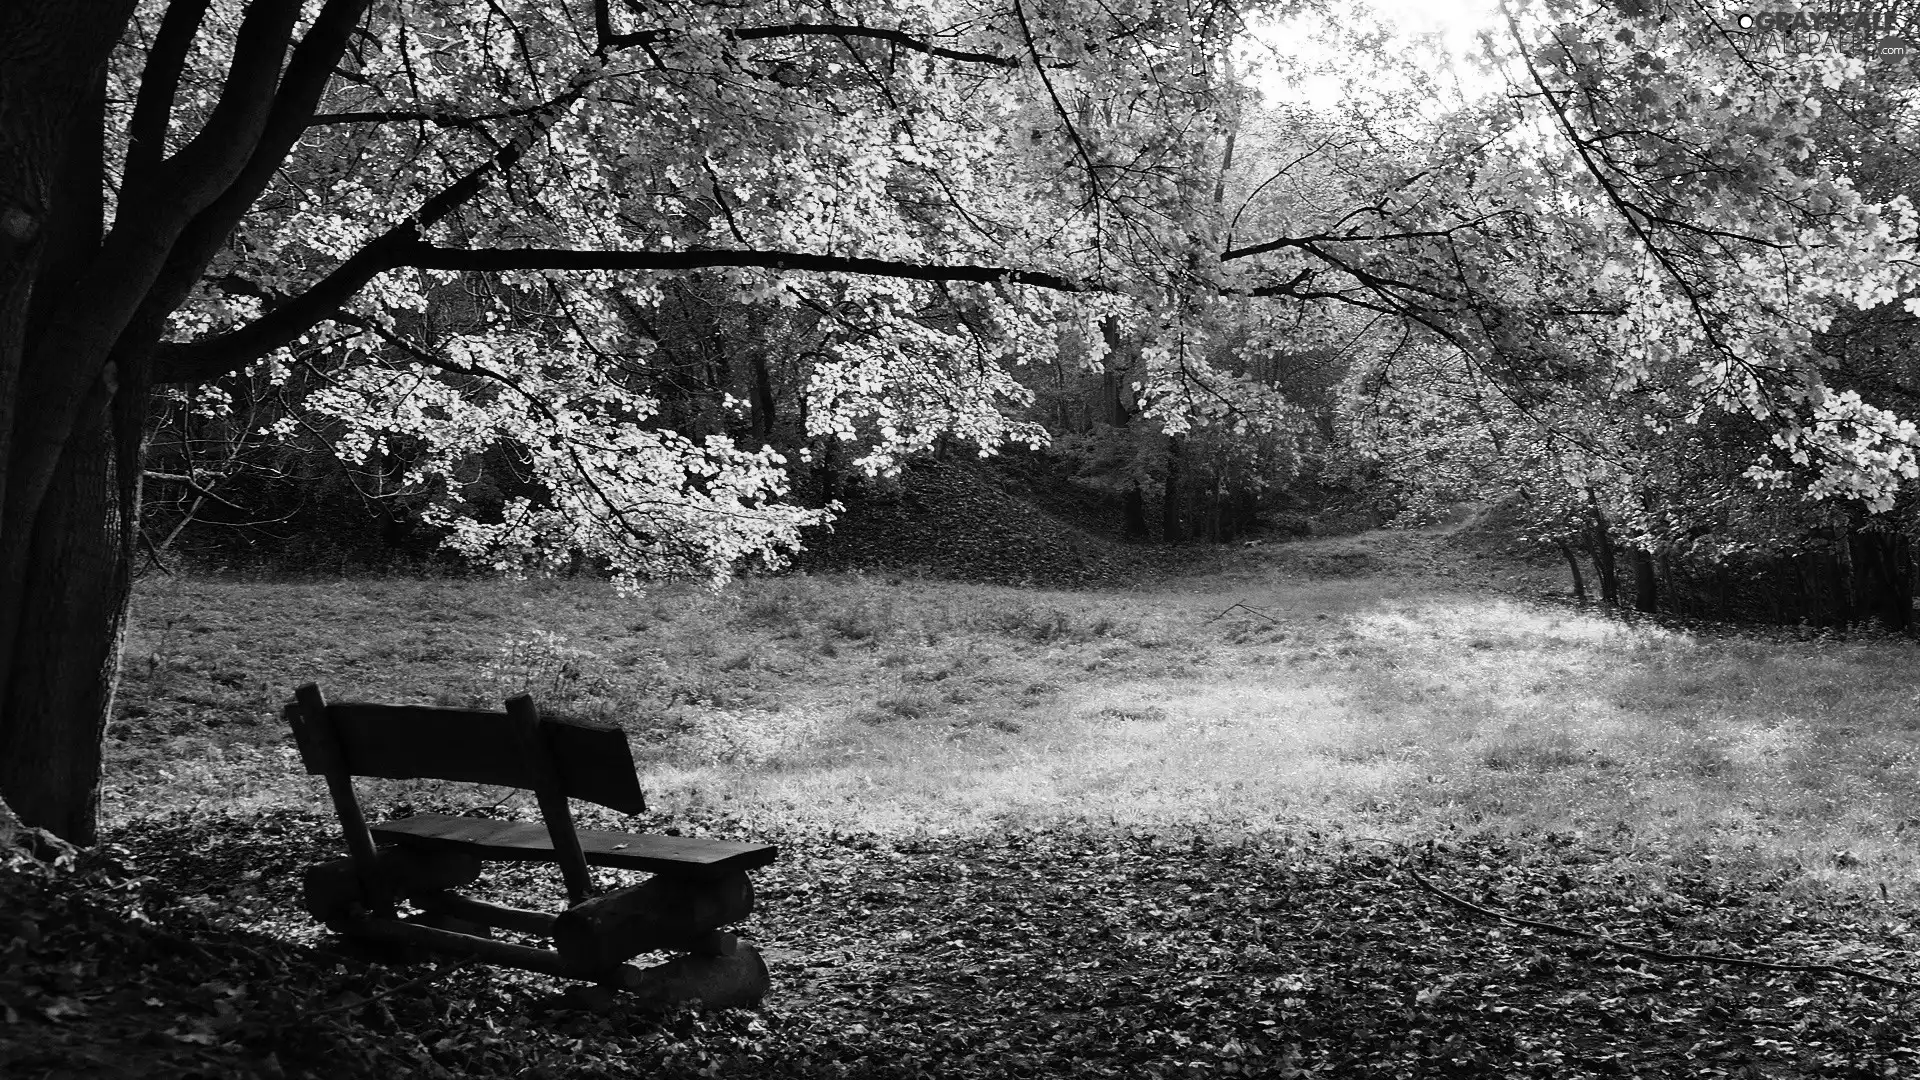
[39,998,86,1022]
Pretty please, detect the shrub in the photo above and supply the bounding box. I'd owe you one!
[671,707,822,766]
[484,630,603,703]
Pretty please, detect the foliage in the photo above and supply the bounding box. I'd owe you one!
[120,0,1273,585]
[62,0,1920,595]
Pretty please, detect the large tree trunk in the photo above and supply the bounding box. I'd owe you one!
[0,0,365,843]
[0,2,140,845]
[0,382,141,845]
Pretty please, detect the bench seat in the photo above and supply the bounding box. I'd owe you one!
[371,812,778,880]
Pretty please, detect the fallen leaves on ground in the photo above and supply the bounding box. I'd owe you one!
[4,810,1918,1078]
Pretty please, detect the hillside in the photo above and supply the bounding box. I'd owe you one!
[792,456,1564,598]
[792,457,1209,588]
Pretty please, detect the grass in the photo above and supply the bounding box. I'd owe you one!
[111,528,1920,898]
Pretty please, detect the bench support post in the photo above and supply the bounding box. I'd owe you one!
[289,683,391,918]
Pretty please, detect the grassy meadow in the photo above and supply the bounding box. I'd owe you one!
[112,526,1920,897]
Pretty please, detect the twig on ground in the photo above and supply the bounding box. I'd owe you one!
[1207,602,1279,624]
[314,957,473,1016]
[1403,859,1920,992]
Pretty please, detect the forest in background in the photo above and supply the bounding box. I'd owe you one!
[131,2,1920,634]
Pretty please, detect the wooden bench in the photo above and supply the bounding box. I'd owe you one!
[285,683,778,1009]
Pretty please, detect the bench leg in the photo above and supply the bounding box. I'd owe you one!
[409,911,494,939]
[623,944,770,1011]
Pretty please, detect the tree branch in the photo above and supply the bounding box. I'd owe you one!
[724,24,1017,67]
[157,235,1090,384]
[153,0,589,385]
[142,471,245,511]
[595,14,1019,67]
[157,0,305,208]
[399,242,1087,291]
[121,0,212,192]
[126,0,375,378]
[306,102,554,128]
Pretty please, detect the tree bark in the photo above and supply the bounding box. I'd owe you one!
[0,371,141,845]
[0,3,140,844]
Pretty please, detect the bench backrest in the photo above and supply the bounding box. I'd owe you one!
[299,701,646,813]
[286,683,642,907]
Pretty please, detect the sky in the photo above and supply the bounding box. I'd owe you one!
[1250,0,1508,110]
[1361,0,1506,50]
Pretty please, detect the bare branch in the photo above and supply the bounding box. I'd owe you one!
[142,471,245,510]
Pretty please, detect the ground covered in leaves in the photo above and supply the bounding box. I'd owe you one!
[7,808,1920,1078]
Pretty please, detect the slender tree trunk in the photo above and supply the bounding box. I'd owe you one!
[1161,435,1184,543]
[1906,537,1918,635]
[1123,480,1148,539]
[1819,550,1846,626]
[1098,318,1133,427]
[748,351,776,445]
[815,440,840,505]
[1850,531,1912,632]
[1823,532,1857,627]
[1630,548,1659,613]
[1557,541,1587,603]
[1589,529,1618,605]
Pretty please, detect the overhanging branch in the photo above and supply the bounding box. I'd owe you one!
[155,239,1091,384]
[400,242,1086,290]
[593,11,1018,68]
